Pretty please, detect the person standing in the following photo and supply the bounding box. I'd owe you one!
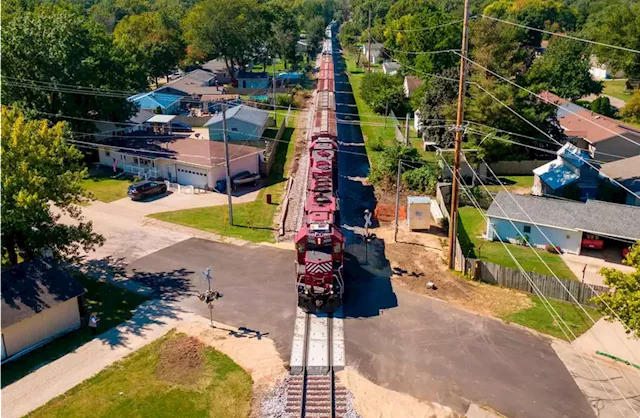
[88,312,100,336]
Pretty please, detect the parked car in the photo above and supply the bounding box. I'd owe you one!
[581,233,604,250]
[127,181,167,201]
[170,121,192,132]
[215,171,260,192]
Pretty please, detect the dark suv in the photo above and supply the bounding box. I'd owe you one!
[127,181,167,201]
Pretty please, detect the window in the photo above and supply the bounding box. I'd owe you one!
[523,225,531,233]
[105,151,111,157]
[231,127,238,132]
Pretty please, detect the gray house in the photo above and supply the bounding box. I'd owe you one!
[205,105,269,142]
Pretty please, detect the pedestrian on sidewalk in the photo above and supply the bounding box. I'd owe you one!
[88,312,100,336]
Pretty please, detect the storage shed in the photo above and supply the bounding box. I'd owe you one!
[407,196,432,231]
[1,259,86,362]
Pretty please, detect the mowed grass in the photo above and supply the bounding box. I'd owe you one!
[82,172,133,203]
[602,79,634,102]
[149,111,298,243]
[484,176,534,193]
[26,332,252,418]
[1,274,148,388]
[458,206,578,280]
[502,295,602,341]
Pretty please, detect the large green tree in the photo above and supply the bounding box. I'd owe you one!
[268,5,300,69]
[114,11,186,85]
[526,37,602,101]
[584,1,640,80]
[181,0,267,74]
[595,242,640,338]
[360,72,407,115]
[1,2,146,131]
[1,107,104,267]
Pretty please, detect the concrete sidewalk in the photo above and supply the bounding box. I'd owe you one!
[1,300,196,418]
[573,318,640,367]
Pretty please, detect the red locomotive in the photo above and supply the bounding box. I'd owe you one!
[294,27,345,312]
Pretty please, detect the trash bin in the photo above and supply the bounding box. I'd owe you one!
[266,194,272,204]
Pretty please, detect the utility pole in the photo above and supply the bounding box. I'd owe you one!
[405,113,410,146]
[222,103,233,225]
[447,0,471,270]
[272,57,277,125]
[394,161,402,242]
[367,9,372,72]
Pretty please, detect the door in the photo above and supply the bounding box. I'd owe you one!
[176,165,209,188]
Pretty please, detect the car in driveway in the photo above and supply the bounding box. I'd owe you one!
[170,121,192,132]
[127,180,167,201]
[216,171,261,192]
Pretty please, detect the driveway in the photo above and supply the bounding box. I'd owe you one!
[561,251,634,286]
[573,318,640,367]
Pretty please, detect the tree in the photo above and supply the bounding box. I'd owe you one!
[305,16,326,60]
[1,3,146,131]
[590,96,614,117]
[181,0,267,75]
[416,67,459,148]
[584,1,640,80]
[114,11,186,85]
[268,6,300,70]
[369,143,423,185]
[594,242,640,338]
[526,37,602,101]
[402,163,439,194]
[360,72,407,115]
[1,107,104,267]
[621,90,640,123]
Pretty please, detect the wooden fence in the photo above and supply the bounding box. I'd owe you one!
[389,110,408,145]
[453,238,609,307]
[261,105,291,176]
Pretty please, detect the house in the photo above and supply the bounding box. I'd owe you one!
[201,59,233,84]
[1,259,86,362]
[236,71,270,89]
[128,90,184,114]
[382,62,400,75]
[600,154,640,206]
[404,76,423,98]
[542,91,640,162]
[532,142,600,200]
[589,56,624,81]
[485,192,640,254]
[159,69,227,96]
[204,105,269,142]
[96,133,261,189]
[362,43,384,65]
[277,72,303,85]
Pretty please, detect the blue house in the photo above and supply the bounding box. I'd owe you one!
[236,71,270,89]
[532,142,600,201]
[128,91,184,114]
[204,105,269,142]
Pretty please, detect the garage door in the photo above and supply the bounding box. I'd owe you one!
[176,165,209,188]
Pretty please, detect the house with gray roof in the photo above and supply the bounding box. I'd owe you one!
[600,154,640,206]
[2,259,86,362]
[486,192,640,254]
[204,105,269,142]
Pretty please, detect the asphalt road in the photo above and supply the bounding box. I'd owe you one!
[126,238,298,357]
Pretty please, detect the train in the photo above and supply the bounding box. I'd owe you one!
[294,25,345,312]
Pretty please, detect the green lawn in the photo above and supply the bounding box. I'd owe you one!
[602,79,634,102]
[502,295,602,341]
[458,206,578,280]
[344,53,400,167]
[27,332,252,418]
[82,170,133,203]
[1,274,149,388]
[149,112,298,243]
[484,176,534,193]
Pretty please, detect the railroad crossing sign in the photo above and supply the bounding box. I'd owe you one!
[364,209,372,264]
[198,267,222,327]
[364,209,372,229]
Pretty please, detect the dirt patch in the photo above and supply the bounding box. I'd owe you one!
[155,335,204,385]
[376,223,533,318]
[374,203,406,222]
[173,317,287,418]
[337,367,460,418]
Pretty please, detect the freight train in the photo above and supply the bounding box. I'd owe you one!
[294,25,344,312]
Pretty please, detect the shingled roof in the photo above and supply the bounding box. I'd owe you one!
[2,259,86,328]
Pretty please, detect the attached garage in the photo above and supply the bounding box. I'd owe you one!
[176,165,209,188]
[1,259,86,363]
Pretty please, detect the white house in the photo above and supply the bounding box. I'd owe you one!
[204,105,269,142]
[486,192,640,254]
[403,76,423,98]
[382,62,400,75]
[362,43,384,65]
[2,259,86,362]
[97,134,261,190]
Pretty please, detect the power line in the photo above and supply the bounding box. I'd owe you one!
[480,14,640,55]
[440,155,635,417]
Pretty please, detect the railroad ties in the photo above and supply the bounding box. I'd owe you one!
[286,307,346,418]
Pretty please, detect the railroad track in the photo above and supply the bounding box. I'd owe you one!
[286,310,347,417]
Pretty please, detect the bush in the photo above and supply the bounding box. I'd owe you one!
[368,143,422,185]
[402,164,439,194]
[545,243,562,254]
[368,136,385,152]
[621,90,640,123]
[276,94,295,108]
[590,96,615,117]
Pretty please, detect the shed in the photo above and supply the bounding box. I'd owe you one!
[204,105,269,141]
[407,196,432,231]
[1,259,86,362]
